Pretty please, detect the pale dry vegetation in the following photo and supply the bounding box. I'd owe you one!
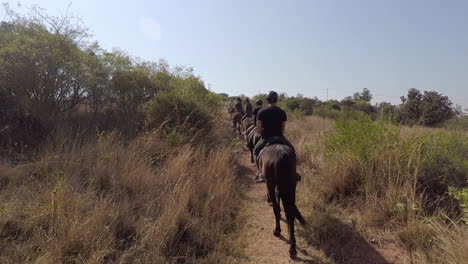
[288,116,468,264]
[0,120,243,264]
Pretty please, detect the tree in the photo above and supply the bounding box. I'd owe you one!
[398,88,423,125]
[377,102,397,121]
[298,98,316,115]
[0,8,92,120]
[420,91,454,126]
[341,96,355,107]
[398,88,454,126]
[353,88,373,102]
[84,45,110,114]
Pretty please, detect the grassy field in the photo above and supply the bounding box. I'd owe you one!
[1,112,467,264]
[288,116,468,264]
[0,116,245,264]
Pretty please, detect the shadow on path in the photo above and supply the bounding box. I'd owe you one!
[301,215,392,264]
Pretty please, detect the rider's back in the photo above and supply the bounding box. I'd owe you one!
[257,106,286,138]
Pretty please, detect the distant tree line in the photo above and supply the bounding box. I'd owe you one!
[237,87,463,128]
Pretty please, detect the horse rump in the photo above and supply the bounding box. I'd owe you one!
[259,144,304,258]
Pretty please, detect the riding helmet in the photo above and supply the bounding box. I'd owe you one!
[256,100,263,106]
[266,91,279,103]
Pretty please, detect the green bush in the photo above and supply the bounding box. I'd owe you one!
[325,118,468,218]
[144,92,214,142]
[178,77,223,112]
[418,131,468,218]
[420,132,468,189]
[448,187,468,223]
[326,116,399,161]
[444,116,468,131]
[313,105,342,120]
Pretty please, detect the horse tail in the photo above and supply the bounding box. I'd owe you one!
[272,145,306,225]
[274,146,295,186]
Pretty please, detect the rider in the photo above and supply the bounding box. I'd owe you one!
[243,98,253,120]
[252,99,263,125]
[228,99,234,109]
[253,91,296,167]
[235,98,245,115]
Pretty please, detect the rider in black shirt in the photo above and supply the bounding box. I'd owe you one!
[244,98,253,119]
[252,100,263,124]
[234,98,244,115]
[253,91,295,167]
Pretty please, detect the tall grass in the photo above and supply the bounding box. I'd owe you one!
[0,121,242,263]
[289,115,468,264]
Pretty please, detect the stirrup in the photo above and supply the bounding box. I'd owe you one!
[296,173,302,182]
[255,174,264,183]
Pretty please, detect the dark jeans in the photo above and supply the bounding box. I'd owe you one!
[253,136,295,167]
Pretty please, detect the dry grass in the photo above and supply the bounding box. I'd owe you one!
[289,115,468,264]
[0,121,243,263]
[427,219,468,264]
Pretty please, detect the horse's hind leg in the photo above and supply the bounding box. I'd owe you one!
[268,184,281,237]
[282,198,297,258]
[294,205,306,225]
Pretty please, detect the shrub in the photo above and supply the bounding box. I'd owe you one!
[444,116,468,131]
[289,115,468,264]
[418,131,468,217]
[326,116,399,162]
[144,92,214,143]
[420,132,468,189]
[313,105,342,120]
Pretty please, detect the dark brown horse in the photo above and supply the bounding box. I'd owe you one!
[259,144,306,258]
[232,112,242,135]
[245,127,260,164]
[242,117,254,132]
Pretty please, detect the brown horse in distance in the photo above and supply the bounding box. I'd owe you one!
[227,106,235,119]
[245,127,260,164]
[259,144,306,258]
[242,117,254,132]
[232,112,242,135]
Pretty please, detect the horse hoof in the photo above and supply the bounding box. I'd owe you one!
[273,229,281,237]
[289,248,297,258]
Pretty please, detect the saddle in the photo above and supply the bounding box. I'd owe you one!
[256,136,302,182]
[257,136,290,164]
[265,136,287,147]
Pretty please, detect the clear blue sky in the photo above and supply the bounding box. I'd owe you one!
[3,0,468,108]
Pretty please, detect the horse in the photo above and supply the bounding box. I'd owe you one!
[242,116,254,132]
[232,112,242,135]
[259,144,306,258]
[227,106,235,118]
[245,127,261,164]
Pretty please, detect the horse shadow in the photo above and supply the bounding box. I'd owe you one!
[299,214,392,264]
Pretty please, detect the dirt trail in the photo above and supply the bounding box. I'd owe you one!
[235,148,409,264]
[237,151,321,264]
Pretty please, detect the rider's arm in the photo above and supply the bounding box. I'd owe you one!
[256,120,263,134]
